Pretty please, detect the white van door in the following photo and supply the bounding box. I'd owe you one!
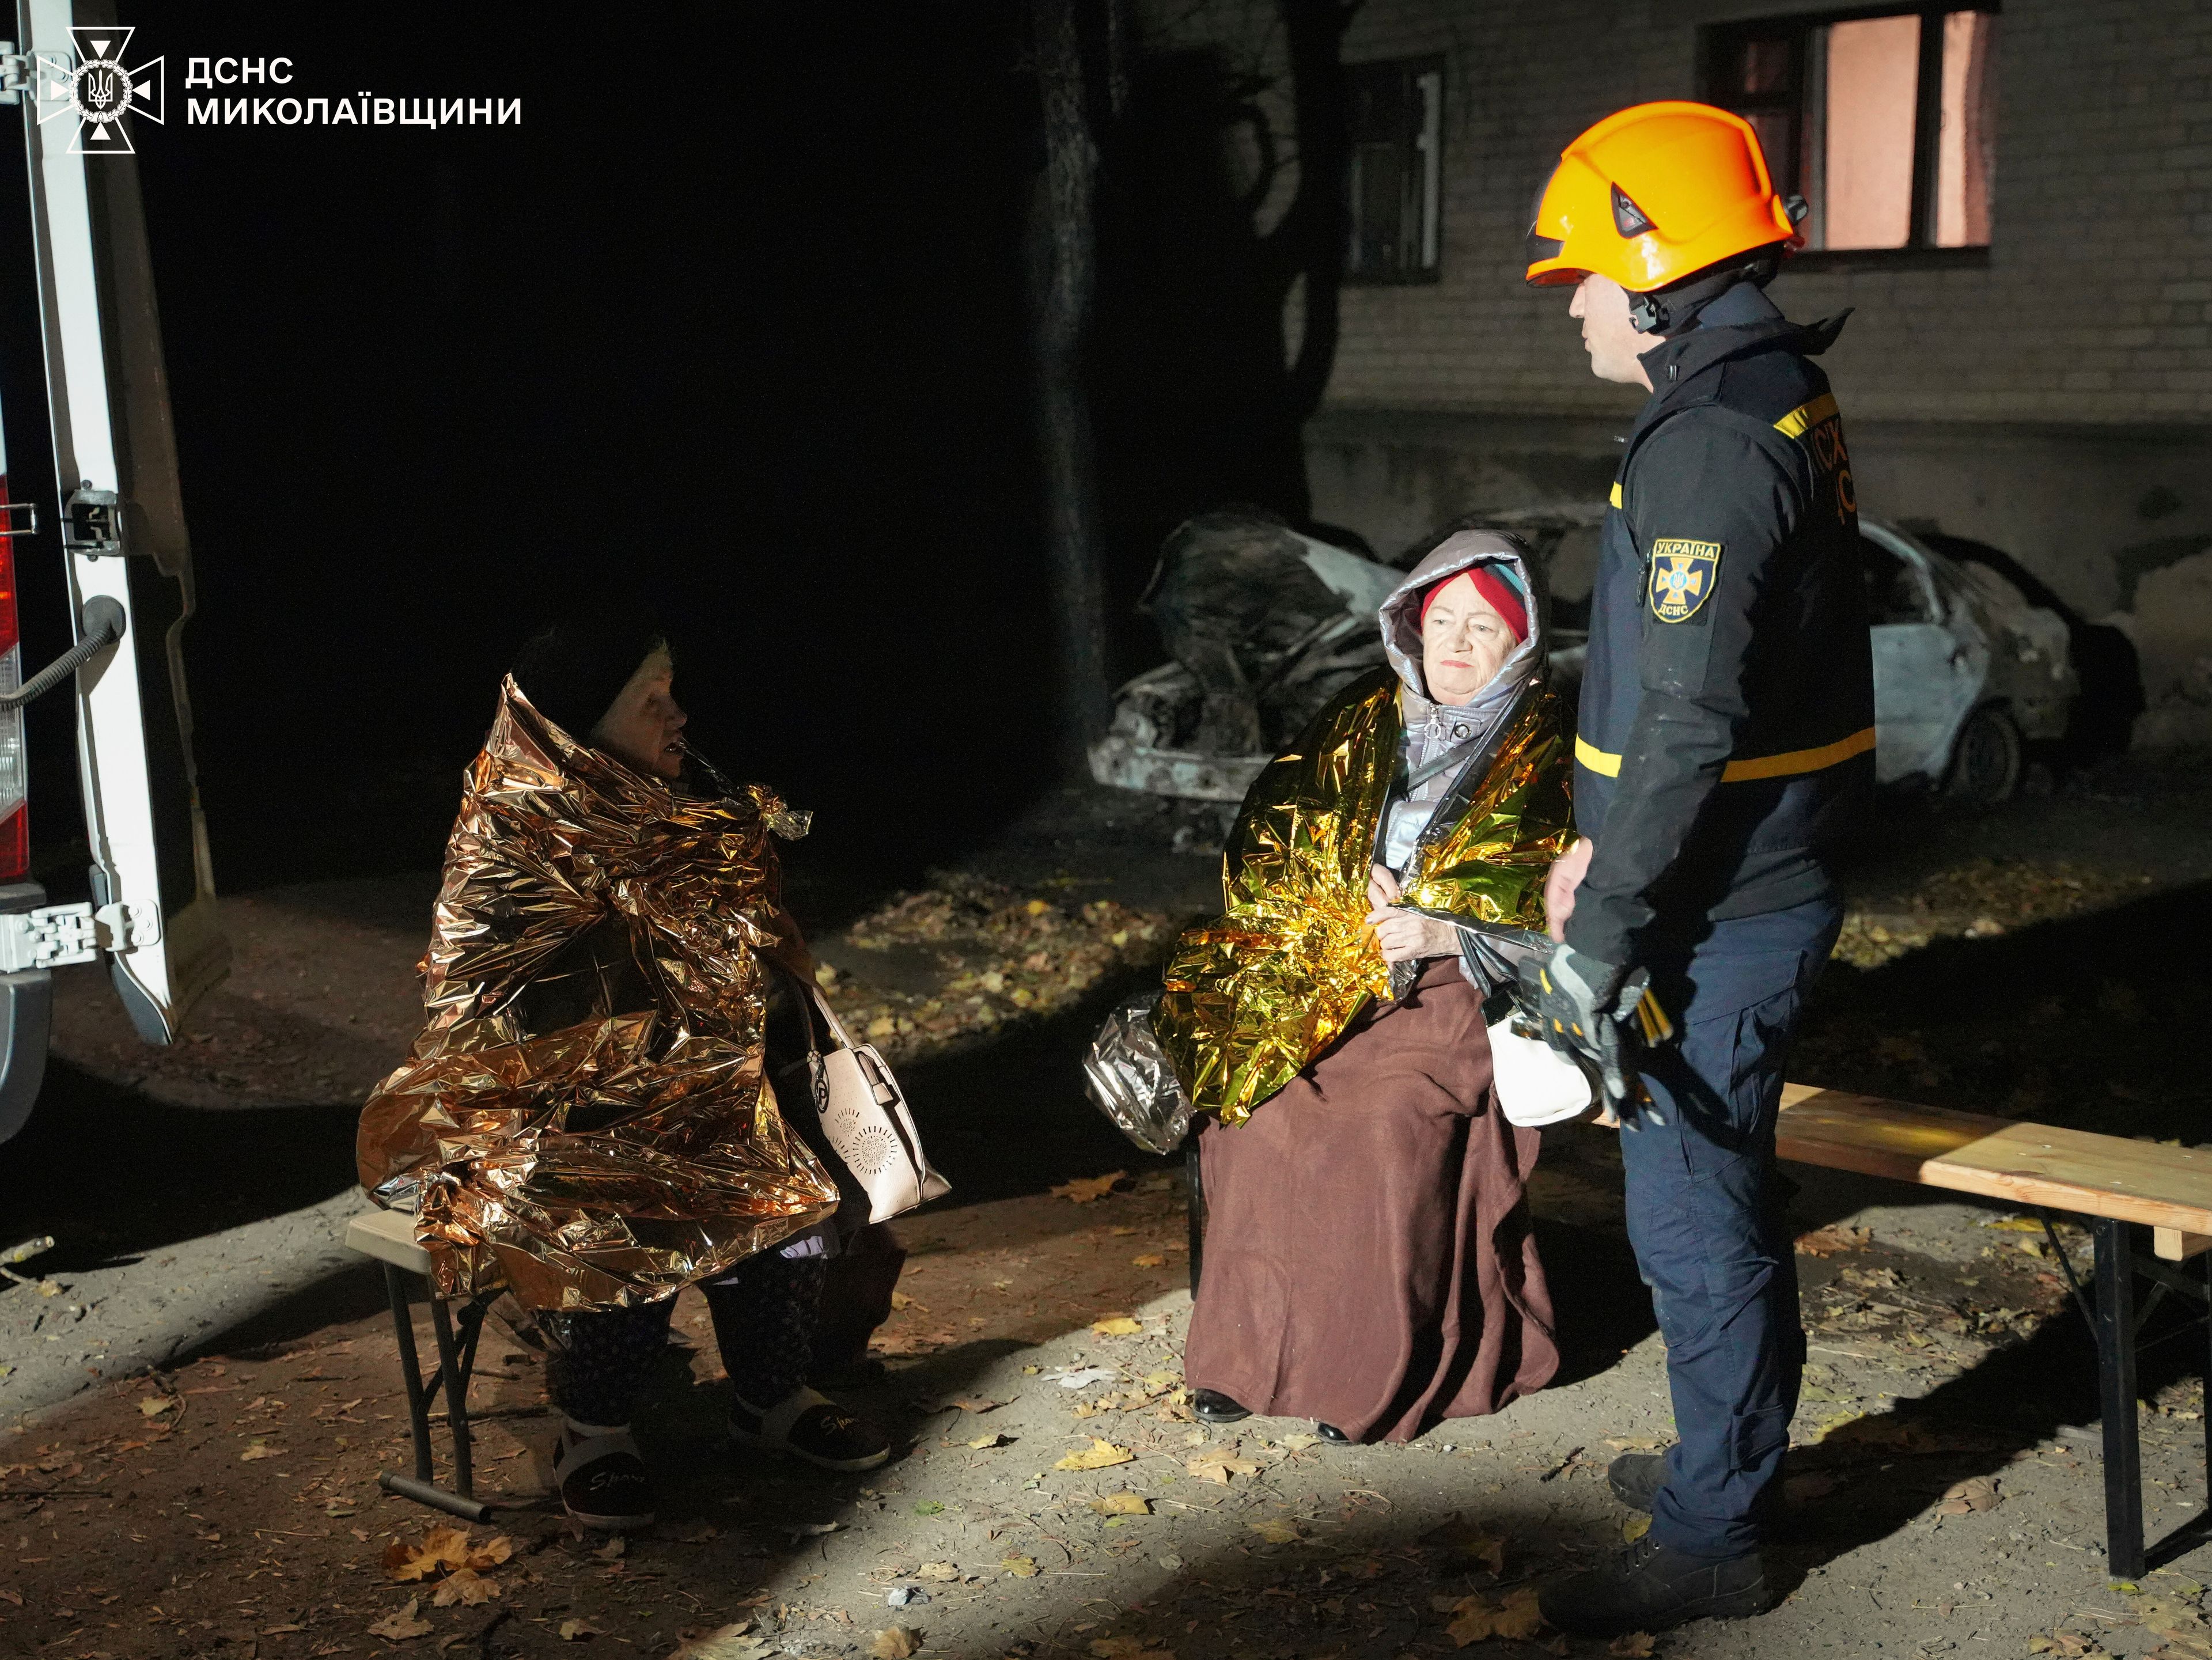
[17,0,226,1042]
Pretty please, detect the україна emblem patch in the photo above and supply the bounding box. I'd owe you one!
[1648,539,1722,623]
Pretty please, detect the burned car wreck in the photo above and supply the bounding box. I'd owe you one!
[1090,510,2138,808]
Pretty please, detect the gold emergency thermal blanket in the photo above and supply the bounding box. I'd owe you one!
[1154,669,1574,1127]
[356,678,839,1311]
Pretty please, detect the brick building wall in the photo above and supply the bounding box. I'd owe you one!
[1135,0,2212,742]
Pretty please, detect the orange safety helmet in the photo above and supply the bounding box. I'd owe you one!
[1525,101,1802,294]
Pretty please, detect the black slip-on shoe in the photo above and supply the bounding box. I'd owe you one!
[1608,1450,1668,1512]
[553,1429,657,1531]
[1538,1536,1775,1639]
[1315,1422,1351,1445]
[730,1387,892,1473]
[1190,1389,1251,1425]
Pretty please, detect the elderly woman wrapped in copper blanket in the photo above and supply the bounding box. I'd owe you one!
[358,608,897,1529]
[1158,527,1576,1444]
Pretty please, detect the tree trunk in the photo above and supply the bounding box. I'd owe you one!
[1030,0,1113,770]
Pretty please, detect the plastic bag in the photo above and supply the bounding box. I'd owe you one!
[1082,993,1193,1155]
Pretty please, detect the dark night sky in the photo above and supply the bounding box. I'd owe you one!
[7,2,1060,893]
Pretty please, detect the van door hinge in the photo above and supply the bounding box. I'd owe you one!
[0,47,32,107]
[94,900,162,951]
[0,903,99,971]
[64,486,123,558]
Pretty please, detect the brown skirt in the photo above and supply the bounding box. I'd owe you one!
[1182,958,1558,1443]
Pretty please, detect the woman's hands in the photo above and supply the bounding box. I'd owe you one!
[1366,864,1463,965]
[1544,837,1595,943]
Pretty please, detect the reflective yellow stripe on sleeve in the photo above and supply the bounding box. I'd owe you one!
[1772,392,1839,439]
[1608,481,1623,509]
[1575,725,1876,782]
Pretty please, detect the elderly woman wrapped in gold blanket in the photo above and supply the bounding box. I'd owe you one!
[1158,527,1576,1444]
[358,608,895,1529]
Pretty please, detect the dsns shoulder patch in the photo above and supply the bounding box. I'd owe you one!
[1648,539,1722,623]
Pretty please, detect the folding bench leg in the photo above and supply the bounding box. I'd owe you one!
[375,1265,493,1523]
[2095,1218,2147,1579]
[429,1295,478,1500]
[382,1264,436,1486]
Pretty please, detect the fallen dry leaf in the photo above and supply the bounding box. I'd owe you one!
[870,1629,921,1659]
[384,1525,512,1583]
[1623,1512,1652,1542]
[1248,1518,1305,1544]
[967,1432,1009,1449]
[1089,1492,1152,1516]
[1132,1254,1166,1268]
[1056,1437,1135,1471]
[672,1624,774,1659]
[1185,1448,1262,1485]
[950,1396,1007,1413]
[1444,1587,1544,1646]
[1419,1515,1508,1573]
[1934,1475,2001,1515]
[430,1568,499,1608]
[2139,1596,2210,1638]
[239,1440,279,1461]
[913,1561,961,1582]
[1051,1172,1126,1204]
[559,1619,605,1640]
[138,1397,174,1417]
[2027,1633,2103,1657]
[368,1598,434,1640]
[1608,1635,1657,1658]
[1001,1553,1040,1577]
[1092,1316,1143,1337]
[1089,1639,1176,1659]
[1796,1223,1873,1257]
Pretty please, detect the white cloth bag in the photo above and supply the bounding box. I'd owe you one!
[806,987,950,1222]
[1488,1013,1596,1128]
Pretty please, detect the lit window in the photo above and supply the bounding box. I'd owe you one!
[1344,56,1444,283]
[1705,6,1998,255]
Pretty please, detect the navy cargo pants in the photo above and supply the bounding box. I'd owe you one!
[1619,896,1841,1560]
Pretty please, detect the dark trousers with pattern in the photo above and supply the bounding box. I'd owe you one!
[541,1253,829,1426]
[1621,897,1840,1560]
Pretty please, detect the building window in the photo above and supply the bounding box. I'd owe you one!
[1704,6,1998,256]
[1344,56,1443,283]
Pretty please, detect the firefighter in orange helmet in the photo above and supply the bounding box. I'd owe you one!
[1520,103,1874,1638]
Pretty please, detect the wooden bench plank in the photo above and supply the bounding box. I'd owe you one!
[1778,1084,2212,1237]
[2154,1229,2212,1264]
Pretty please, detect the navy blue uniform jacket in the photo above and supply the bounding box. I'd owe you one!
[1566,304,1876,968]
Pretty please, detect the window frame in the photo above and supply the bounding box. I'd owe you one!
[1341,53,1446,287]
[1699,2,1998,271]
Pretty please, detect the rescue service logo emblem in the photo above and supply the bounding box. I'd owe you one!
[1648,539,1722,623]
[31,27,165,156]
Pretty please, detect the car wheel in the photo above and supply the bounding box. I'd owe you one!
[1944,704,2022,804]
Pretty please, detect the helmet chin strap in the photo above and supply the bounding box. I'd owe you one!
[1628,266,1765,336]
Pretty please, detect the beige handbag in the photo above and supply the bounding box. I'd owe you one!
[805,987,949,1222]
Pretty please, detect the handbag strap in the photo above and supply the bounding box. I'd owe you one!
[806,979,861,1055]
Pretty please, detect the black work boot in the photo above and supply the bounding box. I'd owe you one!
[1608,1450,1668,1512]
[1538,1536,1774,1638]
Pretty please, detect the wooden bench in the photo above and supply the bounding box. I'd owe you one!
[343,1208,498,1523]
[1778,1083,2212,1579]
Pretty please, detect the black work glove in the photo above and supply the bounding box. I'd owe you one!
[1517,944,1669,1114]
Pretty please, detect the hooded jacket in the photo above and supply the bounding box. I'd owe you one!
[1153,531,1575,1127]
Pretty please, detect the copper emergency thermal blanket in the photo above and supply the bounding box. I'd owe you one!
[1154,669,1574,1127]
[356,679,839,1311]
